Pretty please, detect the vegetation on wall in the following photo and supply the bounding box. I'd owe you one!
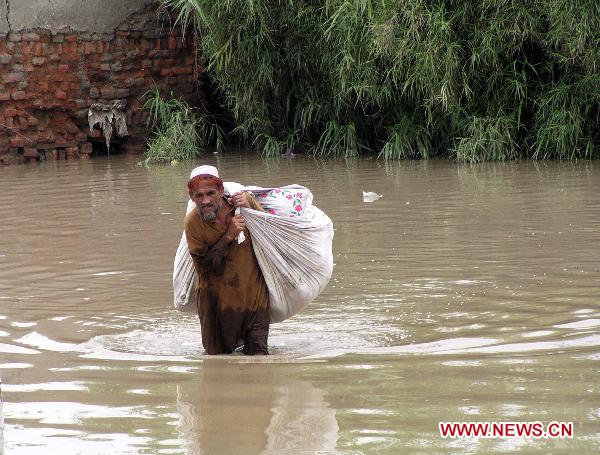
[140,88,200,164]
[161,0,599,161]
[140,88,225,164]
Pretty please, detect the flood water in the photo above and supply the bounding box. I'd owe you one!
[0,154,599,454]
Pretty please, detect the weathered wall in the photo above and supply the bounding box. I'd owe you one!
[6,0,146,34]
[0,1,204,164]
[0,1,8,36]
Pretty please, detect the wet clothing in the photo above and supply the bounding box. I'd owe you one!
[184,195,270,355]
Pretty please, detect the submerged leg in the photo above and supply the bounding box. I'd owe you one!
[243,309,270,355]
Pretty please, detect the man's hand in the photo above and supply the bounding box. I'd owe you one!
[225,214,246,242]
[230,192,251,209]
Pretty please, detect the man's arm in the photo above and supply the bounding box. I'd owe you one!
[185,210,245,276]
[230,192,265,212]
[197,232,233,274]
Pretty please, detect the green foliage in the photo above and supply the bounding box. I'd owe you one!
[161,0,599,161]
[140,88,227,165]
[453,114,520,162]
[141,88,200,165]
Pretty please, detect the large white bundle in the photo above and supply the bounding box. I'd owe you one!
[173,212,198,314]
[173,183,334,322]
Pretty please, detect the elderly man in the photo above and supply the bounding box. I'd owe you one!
[184,165,270,355]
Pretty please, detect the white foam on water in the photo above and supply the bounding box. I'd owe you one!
[49,316,73,321]
[457,334,600,355]
[10,322,37,328]
[92,271,126,276]
[15,332,81,353]
[458,406,481,415]
[301,337,499,359]
[2,423,151,455]
[0,343,40,355]
[301,332,600,359]
[0,363,33,369]
[127,389,151,395]
[2,382,89,393]
[79,347,196,363]
[3,401,150,425]
[441,360,482,367]
[48,365,114,372]
[554,318,600,330]
[522,330,555,338]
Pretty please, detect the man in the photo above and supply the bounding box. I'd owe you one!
[184,165,270,355]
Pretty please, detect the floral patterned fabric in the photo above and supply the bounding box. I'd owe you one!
[253,186,313,218]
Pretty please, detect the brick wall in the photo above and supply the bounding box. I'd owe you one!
[0,4,204,164]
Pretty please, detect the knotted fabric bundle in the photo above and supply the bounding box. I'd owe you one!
[173,183,334,322]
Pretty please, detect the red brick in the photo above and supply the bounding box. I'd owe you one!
[3,72,25,83]
[65,146,80,156]
[33,43,46,56]
[23,147,39,158]
[56,89,67,99]
[10,136,27,147]
[23,33,41,42]
[88,128,103,138]
[172,66,192,75]
[11,91,28,100]
[100,87,116,98]
[80,143,93,154]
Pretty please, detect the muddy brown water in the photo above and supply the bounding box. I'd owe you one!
[0,155,599,454]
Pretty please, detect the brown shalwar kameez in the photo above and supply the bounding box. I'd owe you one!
[184,195,270,355]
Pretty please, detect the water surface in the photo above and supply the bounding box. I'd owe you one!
[0,155,599,453]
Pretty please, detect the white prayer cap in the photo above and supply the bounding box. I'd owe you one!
[189,165,220,181]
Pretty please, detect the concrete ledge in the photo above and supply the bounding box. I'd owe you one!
[0,1,8,36]
[10,0,147,34]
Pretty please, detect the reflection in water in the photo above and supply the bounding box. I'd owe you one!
[177,361,338,454]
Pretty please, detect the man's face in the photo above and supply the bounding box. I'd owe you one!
[189,180,224,222]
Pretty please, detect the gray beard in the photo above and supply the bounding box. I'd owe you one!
[197,200,221,222]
